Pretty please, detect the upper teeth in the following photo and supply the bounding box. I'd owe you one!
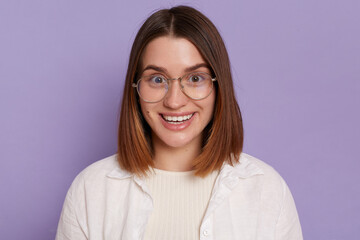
[163,113,193,122]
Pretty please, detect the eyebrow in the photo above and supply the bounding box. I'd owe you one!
[141,63,210,75]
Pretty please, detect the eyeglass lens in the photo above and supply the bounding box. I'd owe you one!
[137,72,214,102]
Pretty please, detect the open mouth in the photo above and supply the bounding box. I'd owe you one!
[160,113,195,125]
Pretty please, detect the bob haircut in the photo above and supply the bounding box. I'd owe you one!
[117,5,243,177]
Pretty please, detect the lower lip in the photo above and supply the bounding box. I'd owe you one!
[159,113,196,131]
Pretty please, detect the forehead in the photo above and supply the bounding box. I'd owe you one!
[140,36,207,72]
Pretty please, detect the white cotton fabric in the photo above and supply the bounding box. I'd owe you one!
[143,168,219,239]
[56,153,303,240]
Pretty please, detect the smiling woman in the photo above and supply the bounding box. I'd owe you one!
[118,6,245,178]
[56,5,303,240]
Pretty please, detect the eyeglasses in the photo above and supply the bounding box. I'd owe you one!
[132,72,216,103]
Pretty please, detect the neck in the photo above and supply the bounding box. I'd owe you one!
[152,134,202,172]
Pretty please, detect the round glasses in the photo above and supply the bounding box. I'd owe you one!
[132,72,216,103]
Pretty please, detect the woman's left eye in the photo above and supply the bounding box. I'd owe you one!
[189,75,204,82]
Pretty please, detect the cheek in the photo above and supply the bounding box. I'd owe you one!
[205,93,216,118]
[139,100,148,114]
[139,102,154,124]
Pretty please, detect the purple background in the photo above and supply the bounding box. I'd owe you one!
[1,0,359,239]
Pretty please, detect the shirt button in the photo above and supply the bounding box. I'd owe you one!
[203,230,209,236]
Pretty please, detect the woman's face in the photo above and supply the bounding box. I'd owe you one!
[138,36,216,149]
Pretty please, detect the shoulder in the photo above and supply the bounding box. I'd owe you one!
[240,152,284,178]
[66,154,120,198]
[233,155,302,238]
[241,152,281,174]
[238,152,288,195]
[75,154,119,181]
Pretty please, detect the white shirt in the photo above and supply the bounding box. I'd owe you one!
[56,153,303,240]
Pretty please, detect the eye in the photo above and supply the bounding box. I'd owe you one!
[188,73,207,83]
[150,75,166,84]
[189,75,202,82]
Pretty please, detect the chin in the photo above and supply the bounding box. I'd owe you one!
[162,138,192,148]
[155,133,200,149]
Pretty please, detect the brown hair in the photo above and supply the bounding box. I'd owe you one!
[117,5,243,177]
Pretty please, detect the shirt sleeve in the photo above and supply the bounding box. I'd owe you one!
[56,177,88,240]
[275,178,303,240]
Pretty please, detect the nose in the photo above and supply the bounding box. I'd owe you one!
[163,79,189,109]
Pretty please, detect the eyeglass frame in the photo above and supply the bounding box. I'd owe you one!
[132,72,217,103]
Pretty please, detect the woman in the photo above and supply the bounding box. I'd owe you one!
[56,6,303,240]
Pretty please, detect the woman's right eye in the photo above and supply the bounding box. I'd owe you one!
[150,76,165,84]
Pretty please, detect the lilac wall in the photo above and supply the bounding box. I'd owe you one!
[0,0,359,239]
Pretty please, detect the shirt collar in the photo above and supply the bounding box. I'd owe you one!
[107,165,133,179]
[221,153,264,179]
[106,153,264,180]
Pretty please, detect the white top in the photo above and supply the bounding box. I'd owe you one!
[56,153,303,240]
[143,168,219,239]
